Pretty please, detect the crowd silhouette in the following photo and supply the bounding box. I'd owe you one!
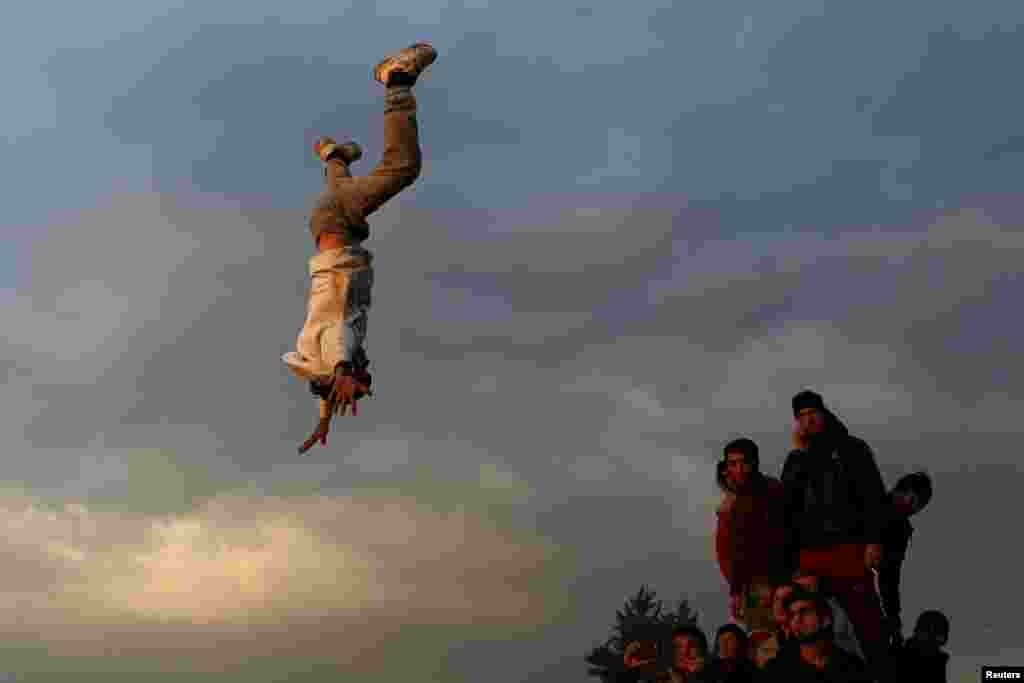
[585,390,948,683]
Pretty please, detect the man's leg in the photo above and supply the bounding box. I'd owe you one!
[830,575,887,675]
[344,43,437,218]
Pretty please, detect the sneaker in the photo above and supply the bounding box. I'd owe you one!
[374,42,438,86]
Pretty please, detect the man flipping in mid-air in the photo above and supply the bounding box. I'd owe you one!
[282,42,437,454]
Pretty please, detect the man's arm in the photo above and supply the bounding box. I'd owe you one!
[715,500,736,590]
[779,450,803,575]
[878,542,907,624]
[854,440,888,544]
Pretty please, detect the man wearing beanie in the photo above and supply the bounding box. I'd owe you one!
[779,390,890,678]
[283,43,437,453]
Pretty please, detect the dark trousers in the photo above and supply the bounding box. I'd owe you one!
[324,85,422,220]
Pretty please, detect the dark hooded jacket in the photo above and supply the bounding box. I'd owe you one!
[780,411,888,563]
[756,643,873,683]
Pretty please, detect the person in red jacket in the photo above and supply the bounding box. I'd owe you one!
[715,438,787,624]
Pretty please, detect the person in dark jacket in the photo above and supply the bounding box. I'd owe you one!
[757,586,873,683]
[781,390,889,677]
[877,471,933,647]
[886,610,949,683]
[714,438,787,624]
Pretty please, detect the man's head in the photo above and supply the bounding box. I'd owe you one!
[782,586,834,644]
[912,610,949,651]
[715,624,748,662]
[892,472,933,517]
[792,390,829,441]
[670,625,708,673]
[720,438,759,491]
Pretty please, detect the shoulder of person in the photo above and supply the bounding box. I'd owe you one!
[782,449,807,470]
[841,435,874,457]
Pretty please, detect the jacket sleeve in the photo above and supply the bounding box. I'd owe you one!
[765,478,789,580]
[779,451,803,573]
[853,440,888,544]
[715,507,736,591]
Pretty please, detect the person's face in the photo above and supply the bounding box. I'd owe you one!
[796,408,826,437]
[673,635,704,672]
[717,632,741,661]
[788,599,828,641]
[725,452,752,487]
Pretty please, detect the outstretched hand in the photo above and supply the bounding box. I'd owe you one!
[298,416,332,454]
[329,372,372,417]
[297,366,373,454]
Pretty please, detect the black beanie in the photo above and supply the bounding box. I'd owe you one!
[792,390,826,417]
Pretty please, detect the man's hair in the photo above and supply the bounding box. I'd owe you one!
[670,625,708,655]
[915,609,950,637]
[723,438,760,470]
[714,624,748,653]
[781,585,830,620]
[895,471,933,510]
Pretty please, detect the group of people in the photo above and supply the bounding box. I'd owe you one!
[622,390,950,682]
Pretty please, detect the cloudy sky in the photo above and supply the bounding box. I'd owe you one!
[3,0,1023,680]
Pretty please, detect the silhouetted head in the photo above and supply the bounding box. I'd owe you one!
[892,471,933,516]
[912,610,949,650]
